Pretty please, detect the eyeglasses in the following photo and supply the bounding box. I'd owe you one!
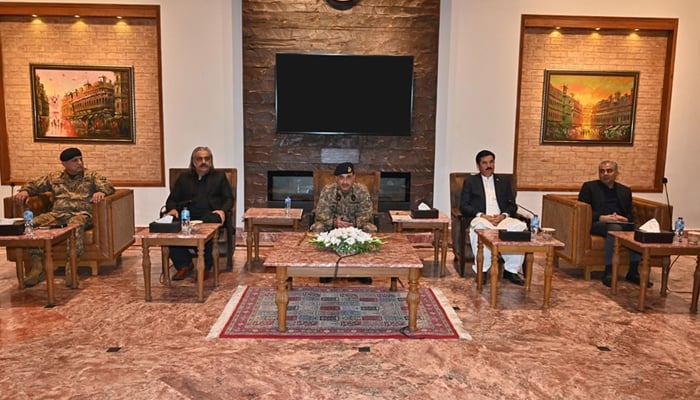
[598,168,615,174]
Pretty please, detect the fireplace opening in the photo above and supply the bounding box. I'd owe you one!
[379,172,411,211]
[267,170,411,212]
[267,171,314,211]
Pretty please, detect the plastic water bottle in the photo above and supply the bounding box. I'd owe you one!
[23,208,34,236]
[284,196,291,215]
[181,207,191,234]
[530,214,540,240]
[674,216,685,242]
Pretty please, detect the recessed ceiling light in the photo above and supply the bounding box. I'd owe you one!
[31,14,38,18]
[74,14,80,19]
[595,27,601,31]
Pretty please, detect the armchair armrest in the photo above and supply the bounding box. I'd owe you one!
[542,194,592,262]
[92,189,135,259]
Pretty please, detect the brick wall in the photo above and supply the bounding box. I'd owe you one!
[516,29,668,191]
[0,16,162,186]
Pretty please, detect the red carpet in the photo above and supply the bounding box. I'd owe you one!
[208,285,471,340]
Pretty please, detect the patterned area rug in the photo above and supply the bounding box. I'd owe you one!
[208,285,471,340]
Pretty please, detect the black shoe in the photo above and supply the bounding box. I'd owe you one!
[503,270,525,286]
[319,277,332,283]
[602,273,612,288]
[625,274,653,288]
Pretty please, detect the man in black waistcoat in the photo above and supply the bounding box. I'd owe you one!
[163,146,234,280]
[578,160,648,288]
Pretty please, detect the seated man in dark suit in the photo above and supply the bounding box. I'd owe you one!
[578,160,647,288]
[163,146,234,280]
[460,150,526,285]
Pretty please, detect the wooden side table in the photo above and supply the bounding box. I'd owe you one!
[243,207,303,270]
[0,224,79,306]
[388,210,450,277]
[476,229,564,308]
[134,223,220,302]
[610,231,700,312]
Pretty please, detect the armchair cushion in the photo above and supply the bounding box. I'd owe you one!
[541,194,672,280]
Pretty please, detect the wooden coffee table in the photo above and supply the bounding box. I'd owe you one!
[263,232,423,332]
[388,210,450,277]
[476,229,564,308]
[134,223,220,302]
[610,231,700,312]
[0,224,78,306]
[243,207,303,270]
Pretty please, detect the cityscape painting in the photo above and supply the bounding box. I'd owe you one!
[540,70,639,145]
[30,64,135,143]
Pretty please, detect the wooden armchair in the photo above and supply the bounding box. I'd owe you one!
[167,168,237,270]
[309,169,381,228]
[449,172,471,276]
[3,189,135,275]
[541,194,672,280]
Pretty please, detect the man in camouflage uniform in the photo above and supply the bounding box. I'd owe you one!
[311,162,376,284]
[14,147,115,287]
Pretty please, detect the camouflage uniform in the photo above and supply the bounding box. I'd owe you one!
[310,182,377,233]
[21,169,115,258]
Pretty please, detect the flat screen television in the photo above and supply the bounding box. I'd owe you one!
[275,53,414,136]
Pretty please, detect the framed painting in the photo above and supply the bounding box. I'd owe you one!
[30,64,135,143]
[540,70,639,145]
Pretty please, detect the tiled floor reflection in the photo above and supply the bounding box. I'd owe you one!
[1,244,699,399]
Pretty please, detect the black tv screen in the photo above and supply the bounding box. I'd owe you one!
[275,53,414,136]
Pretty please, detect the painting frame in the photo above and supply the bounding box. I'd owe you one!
[30,64,136,143]
[540,70,639,145]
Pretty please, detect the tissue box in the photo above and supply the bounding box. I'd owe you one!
[0,221,25,236]
[149,220,181,233]
[634,230,674,243]
[411,208,439,219]
[498,230,531,241]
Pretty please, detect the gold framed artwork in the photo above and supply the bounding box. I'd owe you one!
[30,64,135,143]
[540,70,639,145]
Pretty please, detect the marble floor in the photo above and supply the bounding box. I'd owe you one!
[1,241,699,399]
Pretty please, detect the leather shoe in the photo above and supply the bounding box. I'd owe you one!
[625,273,653,288]
[503,270,525,286]
[602,273,612,288]
[172,265,193,281]
[320,277,332,283]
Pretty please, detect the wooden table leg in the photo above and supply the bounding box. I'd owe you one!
[245,219,253,270]
[543,248,554,307]
[276,266,289,332]
[476,237,484,292]
[69,228,78,289]
[524,253,534,290]
[196,239,205,302]
[406,267,421,332]
[691,256,700,313]
[253,226,261,261]
[213,229,219,287]
[489,246,499,307]
[142,241,152,302]
[44,240,55,306]
[611,236,620,294]
[638,249,651,311]
[440,224,448,277]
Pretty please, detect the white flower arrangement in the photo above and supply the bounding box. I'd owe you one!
[310,227,383,256]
